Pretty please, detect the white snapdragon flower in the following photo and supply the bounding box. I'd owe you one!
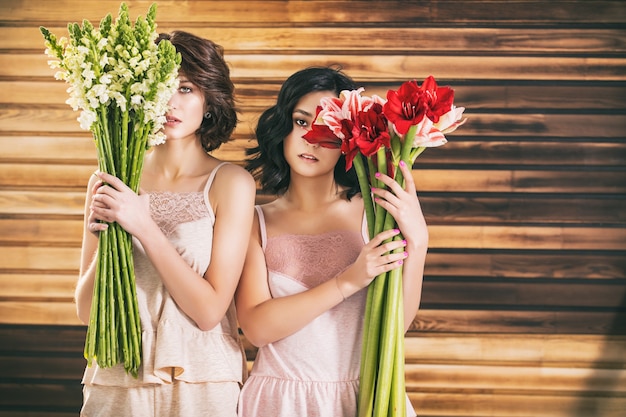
[78,109,96,130]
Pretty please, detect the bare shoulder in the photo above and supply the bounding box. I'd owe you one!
[209,163,256,207]
[212,163,255,190]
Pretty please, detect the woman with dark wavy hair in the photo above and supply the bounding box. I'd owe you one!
[237,67,425,416]
[76,31,255,416]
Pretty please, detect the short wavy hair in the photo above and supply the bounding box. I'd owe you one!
[246,67,360,198]
[157,31,238,152]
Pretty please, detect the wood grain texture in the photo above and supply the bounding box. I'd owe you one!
[1,0,625,415]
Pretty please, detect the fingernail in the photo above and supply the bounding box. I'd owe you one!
[398,260,404,265]
[371,187,377,192]
[399,160,406,167]
[375,172,381,178]
[402,240,407,245]
[393,228,400,233]
[404,252,409,257]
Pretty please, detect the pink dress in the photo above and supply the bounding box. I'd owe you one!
[238,206,417,417]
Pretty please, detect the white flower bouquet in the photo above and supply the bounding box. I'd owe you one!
[40,3,180,377]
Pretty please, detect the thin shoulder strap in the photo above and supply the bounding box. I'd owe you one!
[202,162,229,221]
[255,205,268,250]
[202,162,229,194]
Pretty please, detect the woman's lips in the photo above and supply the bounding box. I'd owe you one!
[299,153,318,162]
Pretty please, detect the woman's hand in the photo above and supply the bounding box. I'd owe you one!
[337,228,407,298]
[370,160,428,248]
[90,171,152,237]
[86,174,108,236]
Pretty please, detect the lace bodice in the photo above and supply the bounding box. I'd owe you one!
[150,191,209,238]
[265,231,363,288]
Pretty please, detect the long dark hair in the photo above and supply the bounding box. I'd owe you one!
[246,66,360,198]
[157,31,238,152]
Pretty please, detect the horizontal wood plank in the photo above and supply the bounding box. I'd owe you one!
[425,252,626,280]
[6,26,626,55]
[406,363,626,393]
[0,247,80,272]
[0,190,85,216]
[410,309,626,334]
[421,279,626,309]
[0,273,76,299]
[0,382,81,409]
[1,250,625,286]
[2,164,625,194]
[3,82,626,112]
[1,300,623,333]
[4,136,626,173]
[4,135,626,170]
[2,1,625,25]
[3,53,626,81]
[4,106,626,141]
[408,392,626,417]
[2,250,624,284]
[4,192,625,226]
[404,333,626,365]
[2,223,624,254]
[0,301,81,325]
[2,273,622,312]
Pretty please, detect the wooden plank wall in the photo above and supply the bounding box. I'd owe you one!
[0,1,625,416]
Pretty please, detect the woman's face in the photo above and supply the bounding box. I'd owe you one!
[283,90,342,178]
[162,74,205,142]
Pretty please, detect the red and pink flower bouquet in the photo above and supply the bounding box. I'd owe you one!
[304,76,466,416]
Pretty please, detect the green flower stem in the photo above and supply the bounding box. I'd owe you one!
[84,104,143,376]
[117,225,141,376]
[358,146,396,416]
[110,224,129,368]
[96,231,109,366]
[392,298,406,417]
[373,261,401,416]
[353,154,375,240]
[358,148,389,416]
[358,270,388,417]
[354,153,378,415]
[373,147,387,235]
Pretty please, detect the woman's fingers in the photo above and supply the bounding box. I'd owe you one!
[96,171,130,193]
[398,160,416,193]
[372,160,415,197]
[368,229,408,265]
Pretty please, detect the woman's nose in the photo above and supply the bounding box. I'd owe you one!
[303,135,319,147]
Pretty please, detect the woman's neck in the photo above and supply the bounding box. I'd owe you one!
[144,139,211,180]
[282,175,344,212]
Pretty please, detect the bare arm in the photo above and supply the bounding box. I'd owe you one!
[85,166,256,331]
[75,173,104,324]
[235,215,406,347]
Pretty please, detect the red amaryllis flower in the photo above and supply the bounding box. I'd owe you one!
[384,76,455,136]
[353,103,391,157]
[303,106,343,149]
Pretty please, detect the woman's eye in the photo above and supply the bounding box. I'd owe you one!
[179,86,192,93]
[295,118,308,128]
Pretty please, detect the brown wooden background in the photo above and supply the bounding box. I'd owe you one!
[1,1,625,416]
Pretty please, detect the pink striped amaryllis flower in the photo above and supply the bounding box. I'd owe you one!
[303,88,390,170]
